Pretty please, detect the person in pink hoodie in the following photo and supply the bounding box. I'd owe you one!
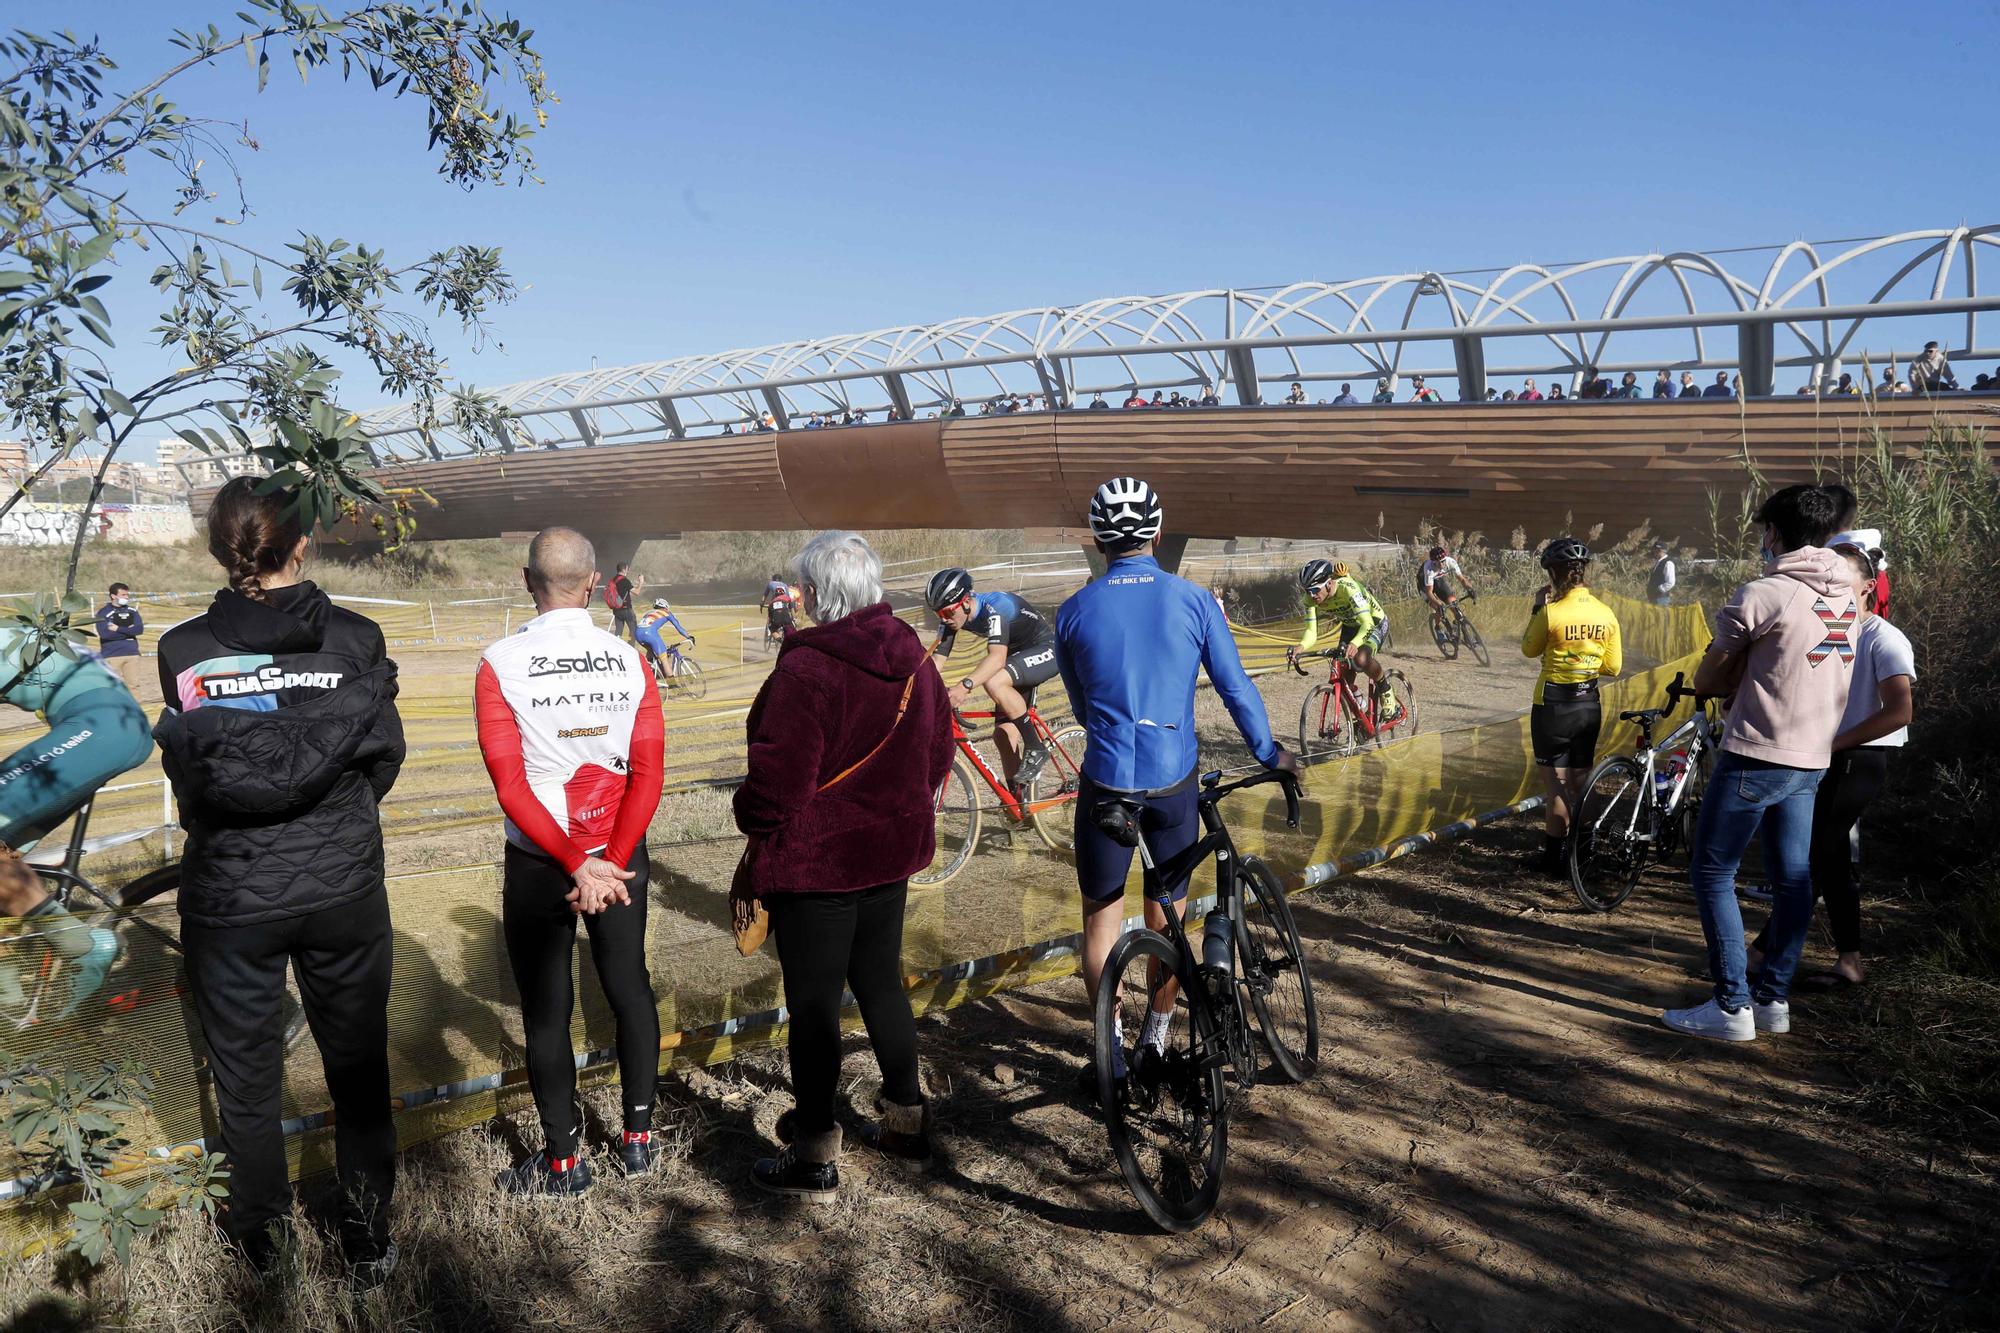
[1662,484,1857,1042]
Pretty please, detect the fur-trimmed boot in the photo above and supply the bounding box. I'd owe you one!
[753,1123,840,1204]
[857,1097,934,1172]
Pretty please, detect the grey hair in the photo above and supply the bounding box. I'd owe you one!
[795,530,883,624]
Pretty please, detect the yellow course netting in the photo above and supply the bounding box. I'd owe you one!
[0,588,1708,1251]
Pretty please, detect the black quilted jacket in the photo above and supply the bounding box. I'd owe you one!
[153,582,405,928]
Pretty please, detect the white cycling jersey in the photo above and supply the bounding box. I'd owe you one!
[1420,556,1465,594]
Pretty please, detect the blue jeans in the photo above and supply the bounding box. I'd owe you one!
[1687,752,1825,1008]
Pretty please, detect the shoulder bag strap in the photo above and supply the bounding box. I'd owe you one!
[817,672,920,793]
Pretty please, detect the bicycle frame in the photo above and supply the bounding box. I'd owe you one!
[1308,653,1389,742]
[1598,698,1721,846]
[951,708,1080,821]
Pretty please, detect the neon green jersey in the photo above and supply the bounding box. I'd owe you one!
[1298,576,1383,652]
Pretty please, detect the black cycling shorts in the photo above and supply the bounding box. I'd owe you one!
[767,606,795,631]
[1002,638,1059,700]
[1337,619,1387,651]
[1531,699,1602,769]
[1073,772,1199,905]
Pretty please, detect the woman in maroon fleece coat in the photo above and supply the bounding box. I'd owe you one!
[735,531,953,1200]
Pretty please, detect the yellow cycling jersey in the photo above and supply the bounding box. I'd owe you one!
[1297,576,1383,652]
[1521,587,1623,703]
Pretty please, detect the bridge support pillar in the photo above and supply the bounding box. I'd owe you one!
[586,532,647,581]
[1452,335,1487,401]
[1737,321,1776,398]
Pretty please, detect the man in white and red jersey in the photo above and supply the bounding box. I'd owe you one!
[476,527,666,1198]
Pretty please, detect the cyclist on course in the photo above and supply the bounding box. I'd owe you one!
[926,567,1058,792]
[0,621,153,1022]
[764,576,799,644]
[1054,476,1298,1103]
[1520,538,1623,876]
[634,598,694,675]
[1288,559,1402,722]
[1419,543,1477,629]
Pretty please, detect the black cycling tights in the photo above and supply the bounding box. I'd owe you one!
[502,843,659,1156]
[767,880,922,1135]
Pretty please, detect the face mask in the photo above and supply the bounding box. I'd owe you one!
[113,596,129,607]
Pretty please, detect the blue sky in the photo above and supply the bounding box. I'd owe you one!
[34,0,2000,456]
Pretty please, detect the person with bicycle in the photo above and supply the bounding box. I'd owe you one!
[0,612,154,1025]
[153,476,406,1282]
[1054,477,1299,1103]
[634,597,695,677]
[925,567,1059,793]
[1521,538,1623,876]
[477,528,666,1197]
[1419,544,1477,630]
[764,576,800,645]
[1287,559,1402,723]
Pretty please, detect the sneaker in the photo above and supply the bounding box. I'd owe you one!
[856,1098,934,1172]
[348,1241,399,1294]
[1753,998,1791,1034]
[752,1145,839,1204]
[1660,998,1756,1042]
[619,1131,657,1178]
[495,1151,594,1199]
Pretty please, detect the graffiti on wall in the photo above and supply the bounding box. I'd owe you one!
[0,504,195,548]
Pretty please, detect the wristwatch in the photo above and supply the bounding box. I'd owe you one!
[959,677,977,692]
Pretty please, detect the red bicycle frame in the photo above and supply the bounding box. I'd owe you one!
[1313,653,1390,742]
[951,708,1079,821]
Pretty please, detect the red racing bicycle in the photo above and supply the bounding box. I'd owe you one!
[916,707,1088,886]
[1292,648,1419,758]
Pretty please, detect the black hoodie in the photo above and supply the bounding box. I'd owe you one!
[154,581,405,928]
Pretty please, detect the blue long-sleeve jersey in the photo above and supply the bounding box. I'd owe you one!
[634,609,691,654]
[1054,555,1279,792]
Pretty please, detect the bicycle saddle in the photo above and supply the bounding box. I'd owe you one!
[1090,798,1144,849]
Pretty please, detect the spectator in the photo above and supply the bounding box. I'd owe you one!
[1519,378,1544,402]
[1331,382,1357,405]
[1972,372,1994,392]
[1745,540,1911,990]
[1796,385,1816,395]
[94,582,145,695]
[1578,366,1610,399]
[604,561,641,642]
[1484,387,1500,401]
[1123,389,1148,409]
[1166,391,1186,408]
[1548,383,1567,401]
[1198,384,1222,407]
[1653,369,1675,399]
[1663,484,1855,1042]
[1409,375,1441,403]
[1088,393,1109,410]
[1284,381,1307,405]
[153,476,405,1279]
[1678,371,1700,398]
[478,528,665,1198]
[720,423,735,435]
[1834,372,1858,396]
[1909,341,1957,394]
[1615,371,1643,399]
[947,398,967,417]
[1501,389,1517,402]
[850,408,868,424]
[736,532,953,1197]
[1647,541,1676,606]
[1876,366,1900,397]
[1701,371,1734,399]
[1149,391,1166,408]
[1371,378,1395,404]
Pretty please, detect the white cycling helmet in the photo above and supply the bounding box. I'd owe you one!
[652,598,670,609]
[1088,476,1164,546]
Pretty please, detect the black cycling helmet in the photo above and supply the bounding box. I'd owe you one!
[1428,543,1449,559]
[1540,537,1591,569]
[926,567,974,612]
[1088,476,1164,546]
[1298,558,1335,591]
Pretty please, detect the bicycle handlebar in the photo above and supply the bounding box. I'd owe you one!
[1661,671,1726,708]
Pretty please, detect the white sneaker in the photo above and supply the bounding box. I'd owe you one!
[1753,999,1790,1034]
[1660,998,1756,1042]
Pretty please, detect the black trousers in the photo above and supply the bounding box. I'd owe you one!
[610,606,640,641]
[181,892,395,1263]
[767,880,921,1135]
[502,843,658,1156]
[1752,747,1891,958]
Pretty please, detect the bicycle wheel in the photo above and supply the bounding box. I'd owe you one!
[1297,684,1350,759]
[1095,929,1227,1232]
[1430,613,1459,660]
[1569,756,1649,912]
[1236,857,1318,1083]
[1373,670,1417,746]
[912,755,981,887]
[1459,614,1491,668]
[1029,724,1087,854]
[1671,742,1714,863]
[670,655,707,701]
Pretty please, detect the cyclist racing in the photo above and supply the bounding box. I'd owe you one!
[1520,538,1623,876]
[925,567,1058,793]
[1419,543,1477,630]
[634,598,695,676]
[1288,558,1402,722]
[0,613,156,1021]
[1053,476,1298,1103]
[764,578,800,644]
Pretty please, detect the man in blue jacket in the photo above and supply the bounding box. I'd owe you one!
[1055,476,1297,1101]
[94,582,145,695]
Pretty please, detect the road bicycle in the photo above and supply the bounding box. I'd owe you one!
[1427,593,1490,666]
[916,706,1087,886]
[1091,766,1318,1231]
[647,641,706,700]
[1292,648,1418,759]
[1567,672,1723,912]
[7,802,308,1051]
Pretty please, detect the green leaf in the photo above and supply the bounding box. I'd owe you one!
[77,313,114,346]
[251,264,262,298]
[175,428,209,454]
[257,50,270,93]
[0,271,34,291]
[101,387,136,417]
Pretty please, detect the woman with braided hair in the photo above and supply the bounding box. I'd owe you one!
[153,475,406,1284]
